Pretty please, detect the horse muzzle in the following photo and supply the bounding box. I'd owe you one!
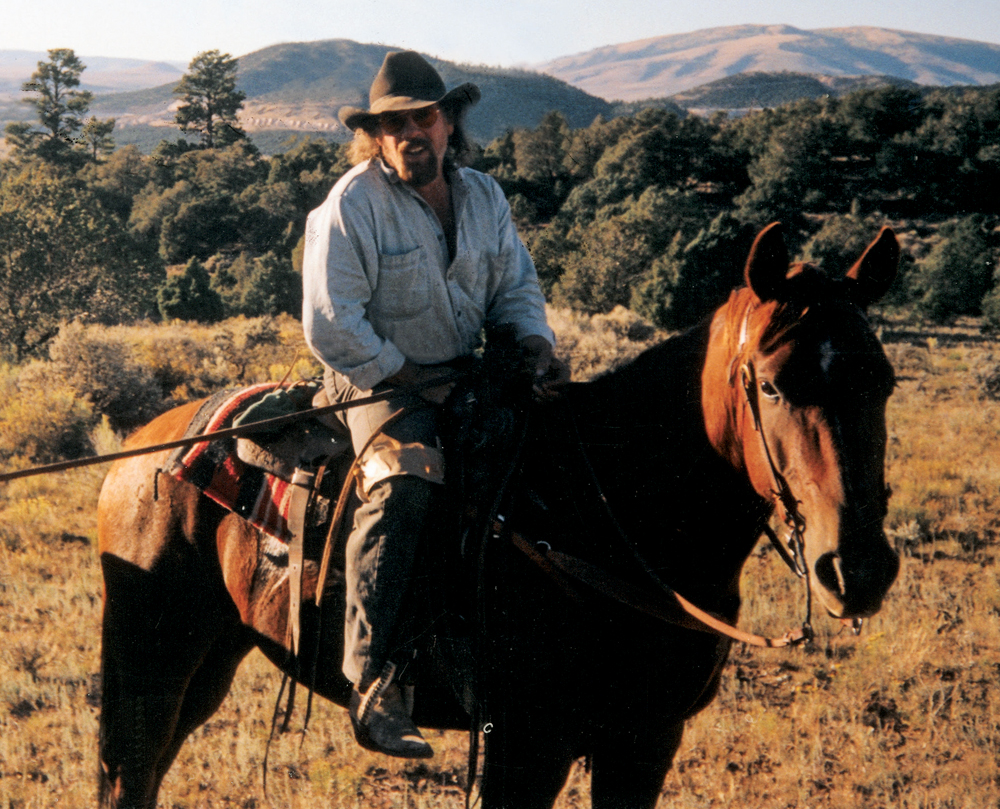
[813,539,900,618]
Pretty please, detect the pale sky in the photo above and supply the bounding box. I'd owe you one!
[3,0,998,67]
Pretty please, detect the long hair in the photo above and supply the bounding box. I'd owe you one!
[346,103,477,170]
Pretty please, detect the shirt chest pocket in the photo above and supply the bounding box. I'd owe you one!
[371,247,432,319]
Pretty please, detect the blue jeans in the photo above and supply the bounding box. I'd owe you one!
[324,371,442,687]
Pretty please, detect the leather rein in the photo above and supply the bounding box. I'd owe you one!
[506,308,822,649]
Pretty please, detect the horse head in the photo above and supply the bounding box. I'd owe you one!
[703,222,900,619]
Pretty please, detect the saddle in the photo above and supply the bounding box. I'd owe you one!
[163,336,534,674]
[164,382,349,542]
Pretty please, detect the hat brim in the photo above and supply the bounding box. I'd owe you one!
[339,82,481,132]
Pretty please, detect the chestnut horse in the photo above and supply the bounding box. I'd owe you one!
[96,222,901,808]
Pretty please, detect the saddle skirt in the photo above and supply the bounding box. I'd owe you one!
[165,383,349,544]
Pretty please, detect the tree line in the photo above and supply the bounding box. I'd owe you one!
[2,48,1000,361]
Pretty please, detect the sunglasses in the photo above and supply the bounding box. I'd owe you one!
[377,105,440,135]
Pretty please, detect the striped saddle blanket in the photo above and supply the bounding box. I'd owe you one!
[166,384,345,543]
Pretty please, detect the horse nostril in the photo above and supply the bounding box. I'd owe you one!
[815,544,900,615]
[832,555,847,595]
[815,552,846,597]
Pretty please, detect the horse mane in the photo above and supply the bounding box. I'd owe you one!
[725,263,875,369]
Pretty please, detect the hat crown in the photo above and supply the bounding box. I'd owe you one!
[338,50,479,132]
[370,51,446,107]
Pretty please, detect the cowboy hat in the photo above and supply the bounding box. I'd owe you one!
[338,50,480,131]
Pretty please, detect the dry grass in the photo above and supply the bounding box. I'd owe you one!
[546,305,665,381]
[2,314,1000,807]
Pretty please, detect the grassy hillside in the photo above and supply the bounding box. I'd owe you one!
[90,40,613,149]
[668,71,920,110]
[1,310,999,806]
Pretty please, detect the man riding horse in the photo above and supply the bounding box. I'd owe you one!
[302,50,569,758]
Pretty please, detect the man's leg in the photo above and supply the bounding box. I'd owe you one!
[326,371,441,757]
[343,474,437,688]
[343,474,437,758]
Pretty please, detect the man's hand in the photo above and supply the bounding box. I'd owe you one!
[520,335,571,400]
[385,360,457,404]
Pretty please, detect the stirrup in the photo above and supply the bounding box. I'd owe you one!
[349,662,433,759]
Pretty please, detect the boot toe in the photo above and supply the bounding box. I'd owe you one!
[349,681,433,759]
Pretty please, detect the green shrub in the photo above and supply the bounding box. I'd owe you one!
[44,322,168,431]
[801,207,887,277]
[910,215,998,323]
[212,251,301,318]
[631,212,753,330]
[157,258,225,322]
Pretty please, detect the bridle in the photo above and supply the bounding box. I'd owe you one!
[730,302,815,634]
[506,296,886,647]
[734,302,863,637]
[738,354,815,640]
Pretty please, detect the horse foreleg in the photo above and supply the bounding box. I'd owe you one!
[479,717,576,809]
[589,720,684,809]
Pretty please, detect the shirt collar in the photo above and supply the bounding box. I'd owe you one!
[375,157,401,184]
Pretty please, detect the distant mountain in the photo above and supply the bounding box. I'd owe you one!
[6,26,1000,153]
[0,50,185,95]
[89,40,613,150]
[667,71,920,111]
[535,25,1000,101]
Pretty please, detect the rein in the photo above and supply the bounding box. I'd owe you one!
[505,304,828,650]
[505,394,813,649]
[0,373,461,484]
[508,527,809,648]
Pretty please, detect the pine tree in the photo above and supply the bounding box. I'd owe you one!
[174,50,246,148]
[80,116,116,160]
[17,48,93,160]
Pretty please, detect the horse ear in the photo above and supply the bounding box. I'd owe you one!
[845,227,900,308]
[744,222,789,303]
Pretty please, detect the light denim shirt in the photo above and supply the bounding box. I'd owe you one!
[302,159,555,390]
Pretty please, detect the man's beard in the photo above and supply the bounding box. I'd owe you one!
[395,139,440,187]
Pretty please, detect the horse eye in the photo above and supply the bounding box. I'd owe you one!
[760,380,780,400]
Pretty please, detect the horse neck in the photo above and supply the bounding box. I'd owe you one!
[701,288,767,474]
[556,321,769,610]
[572,330,700,446]
[561,324,716,518]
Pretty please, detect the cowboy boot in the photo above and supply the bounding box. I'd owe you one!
[348,662,433,758]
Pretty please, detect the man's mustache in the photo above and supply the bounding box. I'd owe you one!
[400,137,432,152]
